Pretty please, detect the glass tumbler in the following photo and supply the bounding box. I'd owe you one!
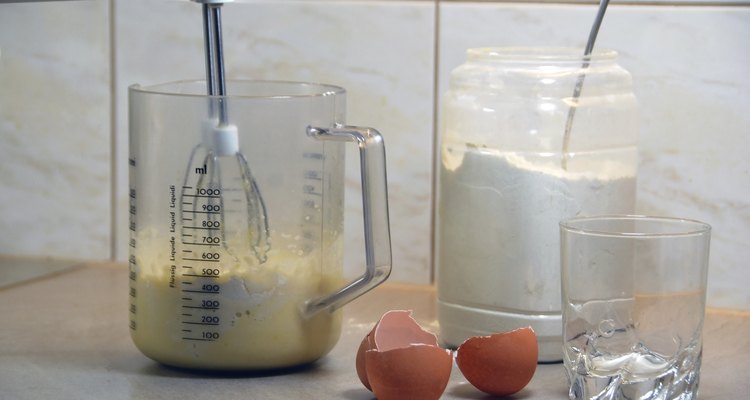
[560,215,711,399]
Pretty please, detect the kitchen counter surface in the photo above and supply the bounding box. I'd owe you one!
[1,262,748,399]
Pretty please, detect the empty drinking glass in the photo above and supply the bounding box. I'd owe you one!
[560,215,710,399]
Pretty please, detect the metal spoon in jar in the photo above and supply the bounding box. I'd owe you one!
[561,0,610,170]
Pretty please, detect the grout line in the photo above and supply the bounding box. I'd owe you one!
[109,0,118,262]
[429,0,441,284]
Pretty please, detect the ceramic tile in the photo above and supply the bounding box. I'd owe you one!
[0,1,110,260]
[115,0,436,284]
[438,3,750,309]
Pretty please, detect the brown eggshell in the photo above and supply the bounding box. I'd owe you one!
[372,310,439,350]
[365,345,453,400]
[455,326,538,396]
[355,327,375,390]
[355,310,452,399]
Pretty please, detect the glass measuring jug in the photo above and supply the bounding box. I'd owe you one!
[128,80,391,370]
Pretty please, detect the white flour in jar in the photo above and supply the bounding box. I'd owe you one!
[436,143,636,360]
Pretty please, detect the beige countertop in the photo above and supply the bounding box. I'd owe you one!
[1,262,748,399]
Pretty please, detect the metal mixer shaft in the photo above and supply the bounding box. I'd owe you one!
[181,0,270,263]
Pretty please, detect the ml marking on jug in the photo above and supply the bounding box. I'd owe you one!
[177,184,227,343]
[128,158,138,333]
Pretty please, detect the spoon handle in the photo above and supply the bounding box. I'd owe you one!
[561,0,610,170]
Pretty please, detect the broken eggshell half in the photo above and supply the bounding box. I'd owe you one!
[355,310,453,400]
[455,326,538,397]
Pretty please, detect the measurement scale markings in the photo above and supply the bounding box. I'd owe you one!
[182,258,220,262]
[180,188,224,342]
[182,274,220,279]
[304,172,323,181]
[303,152,324,160]
[182,226,220,231]
[182,290,220,294]
[182,194,222,199]
[303,188,323,196]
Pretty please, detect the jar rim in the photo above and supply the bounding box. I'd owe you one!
[466,47,618,63]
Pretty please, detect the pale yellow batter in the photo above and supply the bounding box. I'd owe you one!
[130,231,344,370]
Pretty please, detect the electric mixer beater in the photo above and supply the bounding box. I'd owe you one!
[181,0,270,263]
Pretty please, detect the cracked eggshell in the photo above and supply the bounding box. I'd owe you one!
[355,325,375,390]
[356,310,453,400]
[365,344,453,400]
[455,326,538,397]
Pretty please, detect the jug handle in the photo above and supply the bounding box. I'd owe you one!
[302,125,392,318]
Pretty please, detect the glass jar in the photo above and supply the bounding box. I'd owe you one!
[435,48,638,362]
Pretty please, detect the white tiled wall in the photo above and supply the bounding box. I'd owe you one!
[0,1,111,261]
[1,0,748,309]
